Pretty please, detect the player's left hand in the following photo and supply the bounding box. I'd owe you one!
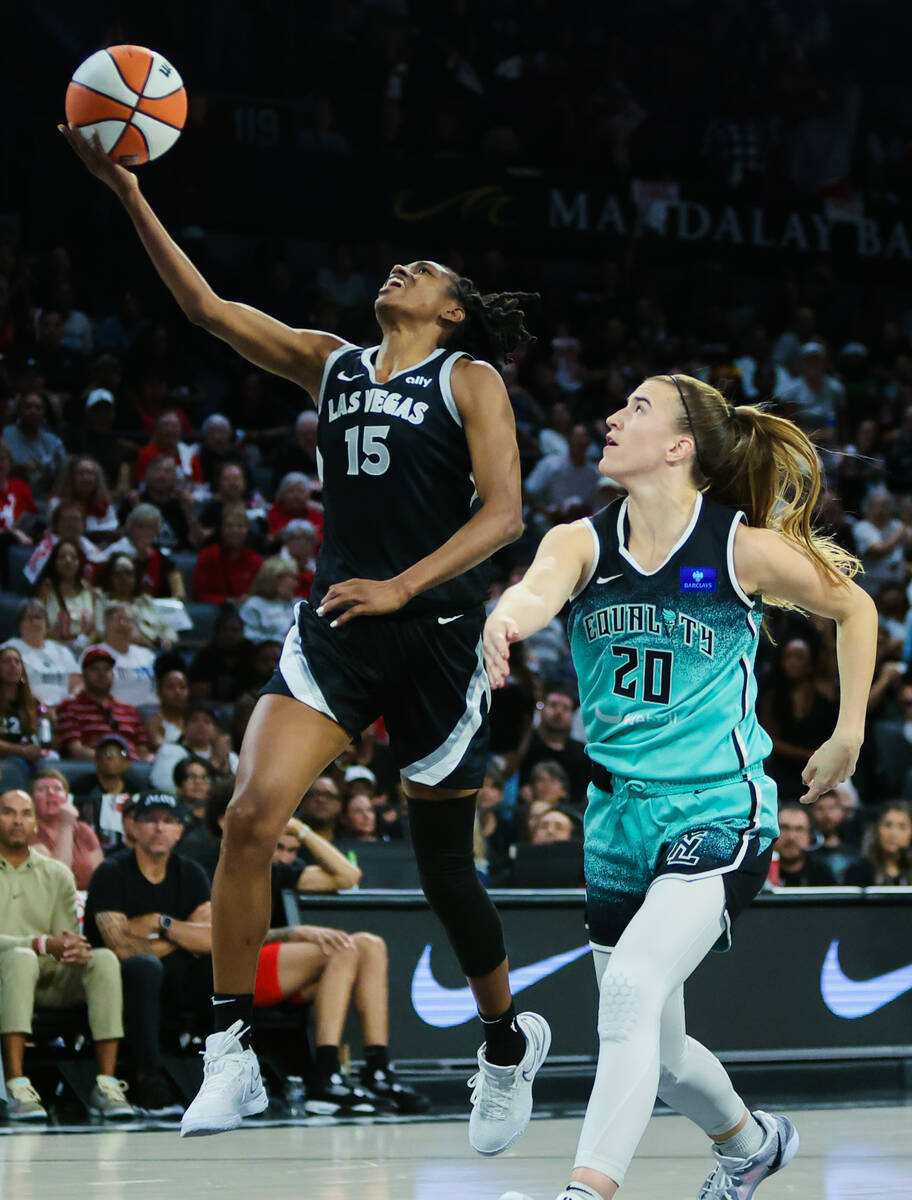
[799,734,862,804]
[316,577,410,627]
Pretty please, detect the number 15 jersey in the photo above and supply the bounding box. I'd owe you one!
[566,493,772,782]
[311,343,490,617]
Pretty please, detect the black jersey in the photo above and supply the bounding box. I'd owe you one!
[311,343,490,617]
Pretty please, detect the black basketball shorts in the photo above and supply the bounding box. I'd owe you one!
[261,600,490,789]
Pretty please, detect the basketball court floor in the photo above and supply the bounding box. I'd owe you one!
[1,1105,909,1198]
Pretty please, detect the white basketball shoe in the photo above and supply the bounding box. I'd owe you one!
[180,1020,268,1137]
[698,1110,799,1198]
[468,1011,551,1155]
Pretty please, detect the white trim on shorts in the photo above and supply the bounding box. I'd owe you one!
[277,602,341,725]
[400,636,491,785]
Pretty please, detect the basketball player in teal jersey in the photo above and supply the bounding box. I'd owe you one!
[485,374,876,1200]
[61,126,552,1146]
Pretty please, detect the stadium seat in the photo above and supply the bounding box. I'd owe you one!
[181,601,220,648]
[171,552,198,598]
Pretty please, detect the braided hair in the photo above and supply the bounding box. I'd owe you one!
[444,275,538,366]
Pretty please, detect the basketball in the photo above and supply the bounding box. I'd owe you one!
[64,45,187,166]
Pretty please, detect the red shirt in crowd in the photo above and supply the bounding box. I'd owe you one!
[133,440,203,483]
[193,543,264,603]
[56,692,149,758]
[0,478,37,531]
[266,501,324,540]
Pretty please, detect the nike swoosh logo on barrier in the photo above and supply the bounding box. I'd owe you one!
[820,939,912,1019]
[411,943,590,1027]
[437,614,463,625]
[596,574,622,585]
[338,371,364,381]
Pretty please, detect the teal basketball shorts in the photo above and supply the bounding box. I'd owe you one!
[584,762,779,952]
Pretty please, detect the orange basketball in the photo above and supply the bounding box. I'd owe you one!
[65,45,187,166]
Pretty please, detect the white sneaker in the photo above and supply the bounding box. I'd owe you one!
[468,1011,551,1156]
[5,1077,47,1121]
[179,1021,268,1137]
[698,1110,799,1199]
[89,1075,136,1120]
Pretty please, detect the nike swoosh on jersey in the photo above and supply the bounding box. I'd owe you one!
[437,614,463,625]
[596,574,622,585]
[338,371,364,381]
[820,939,912,1019]
[411,942,590,1027]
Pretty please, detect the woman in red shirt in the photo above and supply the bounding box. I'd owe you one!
[266,472,323,541]
[193,504,263,603]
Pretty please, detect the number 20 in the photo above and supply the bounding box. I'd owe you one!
[611,644,673,704]
[345,425,391,476]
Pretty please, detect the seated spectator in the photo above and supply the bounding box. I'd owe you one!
[0,438,38,572]
[171,757,217,870]
[34,538,101,652]
[524,423,602,520]
[0,646,51,792]
[297,776,342,842]
[774,804,838,887]
[23,497,106,585]
[30,767,103,889]
[519,688,589,807]
[133,409,201,485]
[198,461,268,549]
[0,787,133,1121]
[149,702,238,793]
[193,505,263,604]
[279,519,317,598]
[239,556,298,643]
[3,597,80,709]
[231,640,282,746]
[187,607,252,702]
[811,789,862,883]
[2,391,66,501]
[121,455,204,553]
[91,603,157,708]
[273,410,319,486]
[852,489,910,596]
[872,681,912,797]
[774,342,845,443]
[145,667,190,751]
[94,554,177,650]
[84,792,212,1117]
[526,760,573,815]
[71,733,145,853]
[68,389,132,501]
[845,803,912,886]
[191,414,245,490]
[338,792,381,844]
[56,647,150,761]
[267,472,324,540]
[875,582,908,660]
[103,504,185,600]
[759,638,838,801]
[50,456,118,544]
[531,806,582,845]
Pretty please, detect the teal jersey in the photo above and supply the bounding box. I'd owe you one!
[566,493,772,783]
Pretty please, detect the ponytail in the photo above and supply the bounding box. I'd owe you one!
[444,276,538,367]
[652,374,861,609]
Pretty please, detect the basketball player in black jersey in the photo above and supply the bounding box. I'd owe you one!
[62,125,552,1145]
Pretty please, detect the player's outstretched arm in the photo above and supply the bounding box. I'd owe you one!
[484,521,595,689]
[58,124,342,395]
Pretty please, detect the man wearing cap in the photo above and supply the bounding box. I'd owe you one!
[71,733,145,853]
[775,342,846,443]
[56,647,150,762]
[70,389,132,498]
[84,791,213,1116]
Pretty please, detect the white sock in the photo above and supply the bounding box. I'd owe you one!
[715,1114,766,1160]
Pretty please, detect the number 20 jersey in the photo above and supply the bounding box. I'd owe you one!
[566,493,772,783]
[311,342,490,617]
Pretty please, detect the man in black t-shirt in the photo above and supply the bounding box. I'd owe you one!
[519,688,590,808]
[85,792,212,1116]
[775,804,838,887]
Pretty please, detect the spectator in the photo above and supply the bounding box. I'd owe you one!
[84,792,212,1117]
[0,787,133,1121]
[68,389,132,500]
[193,504,263,603]
[873,680,912,798]
[530,807,581,845]
[192,414,245,490]
[30,767,103,889]
[170,757,217,864]
[33,538,101,652]
[279,519,318,598]
[187,607,252,702]
[23,497,106,585]
[230,640,282,747]
[760,638,839,801]
[0,645,51,792]
[149,702,238,793]
[0,438,38,557]
[133,410,200,485]
[145,667,190,751]
[239,556,298,643]
[71,733,144,853]
[273,410,319,484]
[773,804,837,887]
[338,792,381,844]
[875,583,908,660]
[526,761,572,813]
[852,489,909,596]
[91,603,157,708]
[56,647,150,761]
[50,456,118,543]
[94,554,176,650]
[122,455,204,553]
[298,776,342,842]
[267,472,324,540]
[2,391,67,500]
[198,461,268,549]
[775,342,845,442]
[2,597,80,709]
[519,688,590,806]
[811,789,862,883]
[104,504,185,600]
[845,802,912,886]
[525,424,602,520]
[31,306,87,401]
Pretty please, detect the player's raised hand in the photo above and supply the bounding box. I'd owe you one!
[483,613,520,690]
[799,733,862,804]
[58,124,139,198]
[316,577,410,626]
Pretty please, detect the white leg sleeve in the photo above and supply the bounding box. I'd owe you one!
[573,874,730,1186]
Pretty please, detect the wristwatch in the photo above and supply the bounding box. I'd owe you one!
[158,915,174,938]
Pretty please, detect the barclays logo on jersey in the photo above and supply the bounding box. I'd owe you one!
[680,566,717,593]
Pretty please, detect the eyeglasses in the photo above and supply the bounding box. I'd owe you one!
[99,746,128,758]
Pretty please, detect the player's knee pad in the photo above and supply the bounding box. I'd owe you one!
[407,793,506,978]
[597,961,661,1044]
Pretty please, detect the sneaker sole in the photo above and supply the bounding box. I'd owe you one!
[304,1099,376,1116]
[471,1012,552,1157]
[179,1087,268,1137]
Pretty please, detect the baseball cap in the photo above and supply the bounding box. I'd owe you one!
[131,792,188,819]
[95,733,131,754]
[345,766,376,785]
[82,646,116,668]
[799,341,825,358]
[86,388,115,409]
